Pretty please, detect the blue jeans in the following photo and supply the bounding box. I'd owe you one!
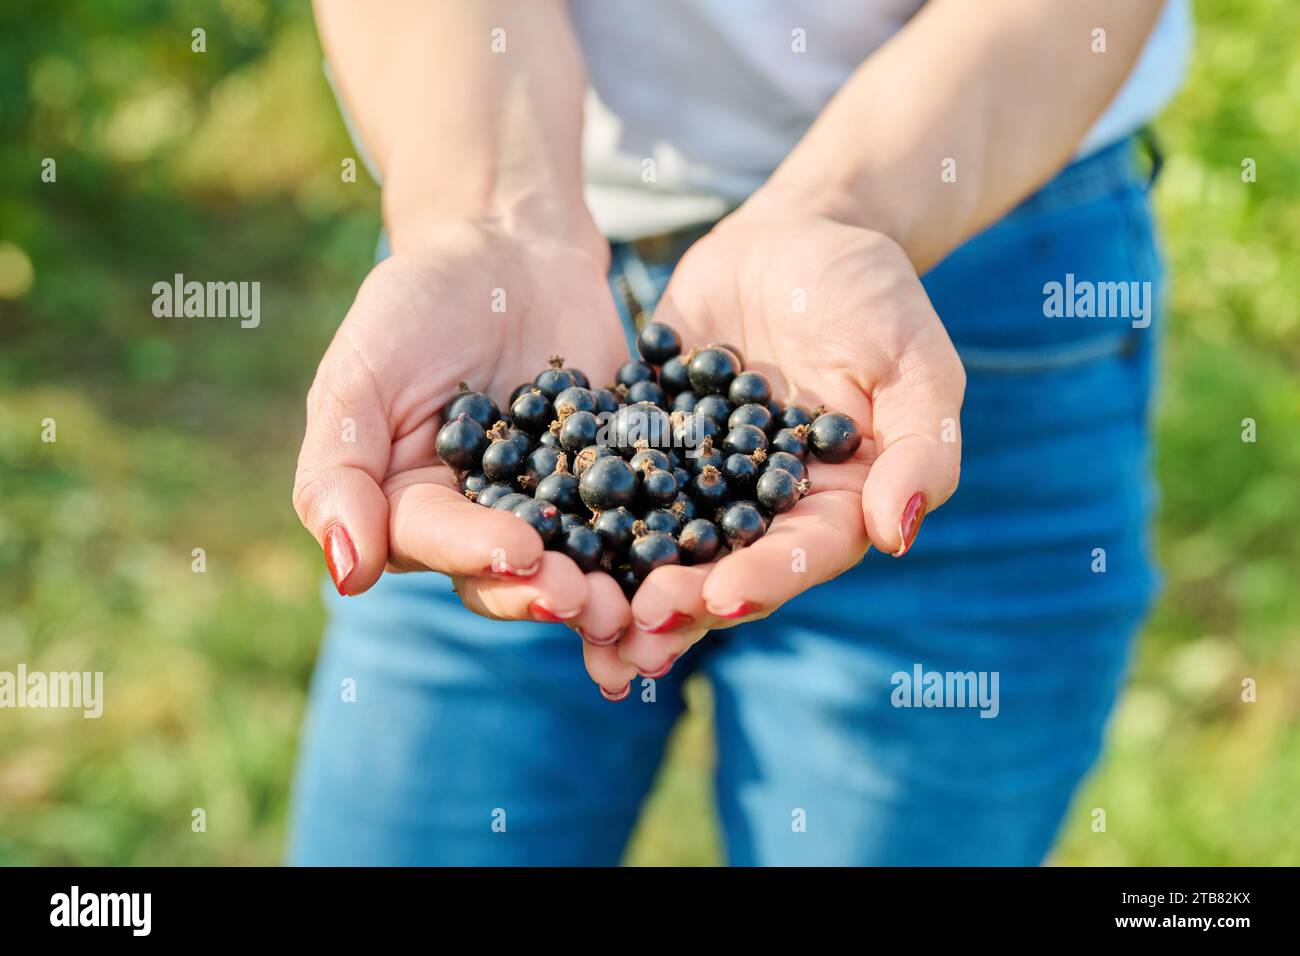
[289,137,1164,865]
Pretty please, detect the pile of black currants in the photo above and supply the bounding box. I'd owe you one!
[435,321,863,597]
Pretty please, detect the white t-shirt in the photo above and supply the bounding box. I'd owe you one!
[572,0,1193,239]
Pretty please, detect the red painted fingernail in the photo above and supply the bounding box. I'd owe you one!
[577,628,623,646]
[638,611,694,634]
[324,524,357,596]
[600,683,631,702]
[531,600,579,623]
[894,492,928,558]
[716,601,758,619]
[641,656,679,679]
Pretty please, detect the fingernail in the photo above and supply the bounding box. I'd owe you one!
[531,600,580,623]
[491,559,542,577]
[712,601,758,620]
[894,492,928,558]
[641,656,678,679]
[637,611,694,634]
[324,524,357,596]
[577,628,623,646]
[600,683,631,702]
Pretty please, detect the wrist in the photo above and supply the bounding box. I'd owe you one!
[739,158,941,270]
[382,154,605,262]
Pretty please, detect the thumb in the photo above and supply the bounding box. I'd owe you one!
[292,359,392,596]
[861,336,966,557]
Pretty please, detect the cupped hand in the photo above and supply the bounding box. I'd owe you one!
[292,221,635,639]
[613,210,966,681]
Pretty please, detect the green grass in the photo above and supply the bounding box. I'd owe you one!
[2,0,1298,865]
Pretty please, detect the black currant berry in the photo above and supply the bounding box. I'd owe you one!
[672,390,699,414]
[510,389,555,436]
[728,403,772,433]
[639,465,679,509]
[723,423,768,457]
[572,444,617,477]
[568,367,591,389]
[671,410,717,454]
[690,434,725,474]
[491,492,532,512]
[636,321,683,365]
[615,566,639,599]
[756,467,807,515]
[659,356,691,395]
[640,508,681,535]
[535,457,585,515]
[446,385,501,431]
[777,404,814,430]
[592,506,637,557]
[554,386,597,416]
[728,371,772,408]
[694,394,733,430]
[538,430,561,448]
[578,455,638,512]
[535,357,578,400]
[687,346,741,396]
[630,446,672,473]
[627,380,668,408]
[435,414,489,470]
[629,528,680,580]
[557,524,603,572]
[558,410,600,453]
[771,425,810,459]
[688,464,730,509]
[593,388,621,415]
[560,512,587,532]
[474,481,516,508]
[608,402,672,455]
[672,467,693,492]
[513,497,561,544]
[721,451,761,497]
[460,471,489,499]
[616,360,656,388]
[502,425,533,456]
[809,412,864,463]
[719,501,767,549]
[678,519,723,565]
[762,451,807,482]
[519,445,562,491]
[481,437,525,481]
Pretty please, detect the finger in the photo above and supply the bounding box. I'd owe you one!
[862,331,966,556]
[569,570,633,647]
[386,468,546,577]
[582,641,639,702]
[629,563,711,635]
[293,363,392,596]
[452,552,589,622]
[699,489,868,627]
[618,625,708,679]
[619,564,713,677]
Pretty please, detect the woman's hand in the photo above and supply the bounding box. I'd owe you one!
[612,209,966,681]
[292,221,636,641]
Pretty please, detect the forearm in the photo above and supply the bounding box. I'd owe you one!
[750,0,1165,271]
[313,0,597,254]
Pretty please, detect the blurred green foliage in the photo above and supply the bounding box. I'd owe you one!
[1,0,1297,865]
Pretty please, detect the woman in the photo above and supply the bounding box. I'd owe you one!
[289,0,1190,865]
